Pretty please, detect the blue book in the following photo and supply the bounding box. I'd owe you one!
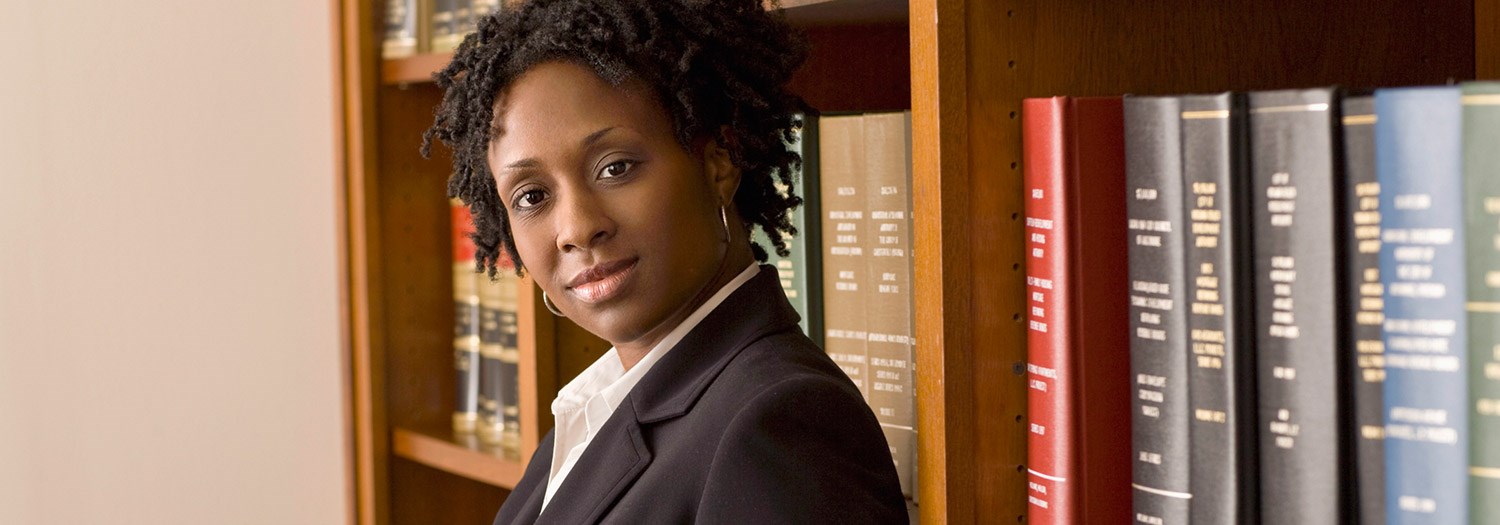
[1377,86,1469,524]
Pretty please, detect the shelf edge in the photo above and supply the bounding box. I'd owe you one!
[391,427,525,490]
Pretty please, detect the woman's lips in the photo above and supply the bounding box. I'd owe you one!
[566,258,638,304]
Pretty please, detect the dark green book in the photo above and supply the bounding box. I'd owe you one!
[1464,81,1500,522]
[754,114,823,347]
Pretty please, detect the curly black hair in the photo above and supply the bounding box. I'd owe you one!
[420,0,812,280]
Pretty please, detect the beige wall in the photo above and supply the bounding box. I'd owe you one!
[0,1,350,524]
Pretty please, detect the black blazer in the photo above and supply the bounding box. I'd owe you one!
[494,265,907,524]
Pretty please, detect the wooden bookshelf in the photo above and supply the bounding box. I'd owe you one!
[337,0,1499,524]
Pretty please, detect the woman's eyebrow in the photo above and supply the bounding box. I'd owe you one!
[503,158,542,170]
[581,126,618,148]
[498,126,621,177]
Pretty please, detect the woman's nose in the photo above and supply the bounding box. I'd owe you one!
[554,190,616,252]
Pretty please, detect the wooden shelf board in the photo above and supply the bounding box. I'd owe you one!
[780,0,908,26]
[382,53,452,85]
[380,0,909,85]
[391,425,525,489]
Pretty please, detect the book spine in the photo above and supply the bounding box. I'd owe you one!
[1124,96,1193,524]
[1465,82,1500,524]
[796,116,824,348]
[1023,96,1076,525]
[430,0,457,53]
[1067,97,1134,524]
[1341,95,1387,525]
[495,255,522,459]
[1024,97,1132,524]
[477,272,505,446]
[1376,86,1469,524]
[451,200,482,434]
[1248,88,1350,524]
[452,0,474,43]
[757,114,823,347]
[863,112,917,498]
[472,0,501,21]
[820,115,869,397]
[382,0,417,58]
[1180,93,1257,524]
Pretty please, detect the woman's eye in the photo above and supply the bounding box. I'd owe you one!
[514,189,548,210]
[600,160,635,179]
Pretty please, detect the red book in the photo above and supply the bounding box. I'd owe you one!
[1022,96,1131,524]
[451,200,483,434]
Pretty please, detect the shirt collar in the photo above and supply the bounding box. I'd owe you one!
[552,261,761,418]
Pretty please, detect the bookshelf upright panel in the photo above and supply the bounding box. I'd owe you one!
[338,0,385,522]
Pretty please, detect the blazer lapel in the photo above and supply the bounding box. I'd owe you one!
[495,431,552,525]
[534,407,653,525]
[529,266,799,524]
[629,265,803,424]
[509,478,546,524]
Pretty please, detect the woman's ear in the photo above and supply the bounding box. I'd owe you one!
[702,126,742,207]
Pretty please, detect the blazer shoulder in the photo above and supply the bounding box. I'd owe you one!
[711,328,861,402]
[695,351,908,523]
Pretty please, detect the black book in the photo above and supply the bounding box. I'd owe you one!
[477,269,521,459]
[496,272,522,458]
[1179,93,1258,524]
[477,277,505,447]
[1339,94,1385,525]
[1247,88,1353,524]
[1125,95,1193,524]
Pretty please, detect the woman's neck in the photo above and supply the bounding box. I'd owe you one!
[613,243,755,371]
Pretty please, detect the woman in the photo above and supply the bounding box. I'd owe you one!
[422,0,906,523]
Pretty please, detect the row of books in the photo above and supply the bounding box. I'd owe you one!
[1023,83,1500,524]
[383,0,505,58]
[806,112,918,500]
[451,201,522,459]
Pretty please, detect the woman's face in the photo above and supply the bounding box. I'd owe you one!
[488,61,737,349]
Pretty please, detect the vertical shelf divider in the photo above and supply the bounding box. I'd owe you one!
[518,276,558,468]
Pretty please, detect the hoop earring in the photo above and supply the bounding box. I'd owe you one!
[720,206,730,243]
[542,291,565,317]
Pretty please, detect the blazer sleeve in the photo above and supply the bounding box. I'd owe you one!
[695,375,908,524]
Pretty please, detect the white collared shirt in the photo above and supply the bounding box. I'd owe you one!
[540,262,760,512]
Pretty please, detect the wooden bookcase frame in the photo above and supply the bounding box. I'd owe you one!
[335,0,1499,523]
